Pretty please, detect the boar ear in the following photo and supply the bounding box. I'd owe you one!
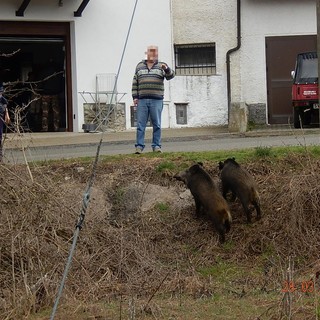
[197,161,203,167]
[232,157,235,161]
[218,161,224,170]
[190,164,200,173]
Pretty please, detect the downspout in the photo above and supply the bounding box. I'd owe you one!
[226,0,241,122]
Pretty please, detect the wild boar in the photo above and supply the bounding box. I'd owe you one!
[174,163,232,243]
[218,158,261,223]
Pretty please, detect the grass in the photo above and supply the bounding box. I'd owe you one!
[28,292,284,320]
[155,202,170,212]
[156,161,176,173]
[197,259,239,281]
[36,144,320,168]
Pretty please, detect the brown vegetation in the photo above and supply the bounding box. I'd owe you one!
[0,154,320,319]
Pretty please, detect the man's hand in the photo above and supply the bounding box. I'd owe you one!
[133,98,138,106]
[161,64,168,71]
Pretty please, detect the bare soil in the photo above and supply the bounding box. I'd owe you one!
[1,153,320,319]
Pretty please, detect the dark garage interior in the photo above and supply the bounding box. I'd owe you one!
[0,37,66,132]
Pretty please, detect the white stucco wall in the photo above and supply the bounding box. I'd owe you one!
[0,0,173,132]
[74,0,173,131]
[239,0,316,106]
[171,0,238,127]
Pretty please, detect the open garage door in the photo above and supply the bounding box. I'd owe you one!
[0,21,72,132]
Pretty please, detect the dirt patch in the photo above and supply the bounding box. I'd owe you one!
[0,154,320,319]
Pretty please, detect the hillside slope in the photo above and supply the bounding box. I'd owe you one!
[1,154,319,319]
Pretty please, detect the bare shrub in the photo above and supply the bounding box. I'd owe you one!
[0,154,320,319]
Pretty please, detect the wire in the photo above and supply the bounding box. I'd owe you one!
[49,1,139,318]
[97,0,139,130]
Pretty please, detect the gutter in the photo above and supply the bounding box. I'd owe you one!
[226,0,241,121]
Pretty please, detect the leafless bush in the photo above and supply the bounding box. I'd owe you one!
[0,154,319,319]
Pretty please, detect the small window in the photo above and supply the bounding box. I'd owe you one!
[174,43,216,75]
[175,103,188,124]
[130,105,151,127]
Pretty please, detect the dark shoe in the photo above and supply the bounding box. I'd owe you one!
[135,147,143,154]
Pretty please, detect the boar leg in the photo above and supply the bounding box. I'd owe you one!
[253,200,261,220]
[222,184,229,200]
[216,224,226,243]
[239,195,252,223]
[194,197,202,217]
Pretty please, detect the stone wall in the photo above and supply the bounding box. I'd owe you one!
[246,103,266,125]
[83,103,126,132]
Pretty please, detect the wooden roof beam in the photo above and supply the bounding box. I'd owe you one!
[16,0,31,17]
[74,0,90,17]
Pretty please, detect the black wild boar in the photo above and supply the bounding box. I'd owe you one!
[174,163,232,243]
[218,158,261,223]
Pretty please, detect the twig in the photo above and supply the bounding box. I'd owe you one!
[143,271,170,312]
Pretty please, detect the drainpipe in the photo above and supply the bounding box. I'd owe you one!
[226,0,241,122]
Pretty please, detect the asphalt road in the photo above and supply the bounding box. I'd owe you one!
[3,131,320,164]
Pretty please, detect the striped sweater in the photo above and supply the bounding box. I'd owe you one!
[132,60,175,100]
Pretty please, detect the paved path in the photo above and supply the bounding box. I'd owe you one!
[2,126,320,164]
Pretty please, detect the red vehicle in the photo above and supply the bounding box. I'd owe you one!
[291,52,318,128]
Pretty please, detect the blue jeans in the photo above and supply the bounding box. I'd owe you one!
[135,99,163,150]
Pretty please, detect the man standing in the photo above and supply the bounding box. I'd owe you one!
[132,45,175,154]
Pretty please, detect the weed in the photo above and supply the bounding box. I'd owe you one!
[155,202,170,212]
[156,161,176,173]
[254,146,272,158]
[247,120,256,131]
[197,259,238,282]
[114,187,125,204]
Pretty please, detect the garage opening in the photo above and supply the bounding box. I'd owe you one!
[0,37,66,132]
[0,21,72,132]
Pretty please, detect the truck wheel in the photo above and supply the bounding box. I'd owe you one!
[293,108,302,128]
[303,110,311,126]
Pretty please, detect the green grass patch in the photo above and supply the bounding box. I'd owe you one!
[254,146,272,158]
[155,202,170,212]
[156,161,176,173]
[197,258,239,282]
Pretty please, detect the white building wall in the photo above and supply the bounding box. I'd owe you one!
[1,0,317,131]
[171,0,317,127]
[74,0,173,131]
[0,0,173,132]
[239,0,316,106]
[171,0,238,127]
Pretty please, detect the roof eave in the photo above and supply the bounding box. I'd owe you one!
[15,0,91,17]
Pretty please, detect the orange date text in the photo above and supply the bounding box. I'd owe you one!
[281,280,314,293]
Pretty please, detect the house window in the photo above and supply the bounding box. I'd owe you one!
[130,105,151,127]
[174,43,216,75]
[175,103,188,124]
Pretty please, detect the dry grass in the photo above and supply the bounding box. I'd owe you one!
[0,154,320,319]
